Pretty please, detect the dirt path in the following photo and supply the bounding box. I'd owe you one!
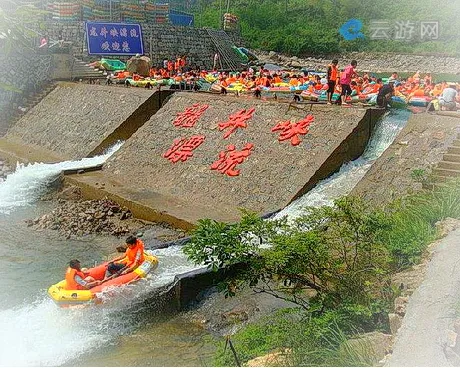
[388,229,460,366]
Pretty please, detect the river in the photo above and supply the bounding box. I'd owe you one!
[0,109,410,367]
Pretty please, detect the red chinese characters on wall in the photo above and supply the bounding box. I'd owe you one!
[271,114,315,146]
[172,104,209,128]
[218,107,255,139]
[163,135,206,163]
[211,143,254,177]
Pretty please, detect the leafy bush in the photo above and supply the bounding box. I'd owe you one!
[213,308,383,367]
[185,197,393,311]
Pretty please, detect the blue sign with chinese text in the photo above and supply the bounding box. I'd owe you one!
[85,22,144,55]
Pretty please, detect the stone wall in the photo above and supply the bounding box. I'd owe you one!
[41,21,245,70]
[5,83,156,160]
[0,46,53,135]
[352,113,460,205]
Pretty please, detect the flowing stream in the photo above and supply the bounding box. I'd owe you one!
[0,109,410,366]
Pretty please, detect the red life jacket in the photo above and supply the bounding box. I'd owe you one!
[65,267,86,290]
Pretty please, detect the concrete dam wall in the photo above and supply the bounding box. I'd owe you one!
[97,93,382,226]
[5,83,170,161]
[0,84,383,228]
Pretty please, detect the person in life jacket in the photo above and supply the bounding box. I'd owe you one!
[327,59,339,104]
[105,235,145,278]
[65,259,101,290]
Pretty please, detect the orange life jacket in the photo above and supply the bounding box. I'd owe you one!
[289,78,299,86]
[65,267,86,290]
[328,64,338,82]
[413,89,425,97]
[125,239,145,268]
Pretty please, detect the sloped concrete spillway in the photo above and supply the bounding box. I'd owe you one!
[67,93,384,228]
[1,82,173,162]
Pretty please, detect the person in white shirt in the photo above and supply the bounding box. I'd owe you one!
[439,84,458,111]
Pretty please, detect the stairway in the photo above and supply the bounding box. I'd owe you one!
[0,81,58,136]
[432,136,460,185]
[71,58,106,81]
[205,28,245,71]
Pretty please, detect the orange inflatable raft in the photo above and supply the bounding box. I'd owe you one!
[48,253,158,308]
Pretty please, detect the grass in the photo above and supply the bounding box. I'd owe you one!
[209,179,460,367]
[385,178,460,269]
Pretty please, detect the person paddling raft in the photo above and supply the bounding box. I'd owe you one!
[105,235,145,278]
[65,259,102,290]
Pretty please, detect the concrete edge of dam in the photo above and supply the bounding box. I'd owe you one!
[0,105,387,231]
[62,107,385,230]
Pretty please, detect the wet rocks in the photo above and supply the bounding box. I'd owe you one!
[26,198,143,239]
[0,159,13,182]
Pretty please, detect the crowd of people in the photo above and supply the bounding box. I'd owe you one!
[98,54,459,111]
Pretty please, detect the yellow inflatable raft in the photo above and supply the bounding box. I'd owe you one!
[48,253,158,308]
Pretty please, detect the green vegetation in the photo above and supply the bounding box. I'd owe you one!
[184,178,460,366]
[192,0,460,56]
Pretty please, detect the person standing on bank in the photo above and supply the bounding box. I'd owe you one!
[105,235,145,278]
[327,59,339,105]
[376,80,395,108]
[439,84,458,111]
[340,60,358,106]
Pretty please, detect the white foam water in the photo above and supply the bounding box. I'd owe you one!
[0,142,123,214]
[274,110,410,221]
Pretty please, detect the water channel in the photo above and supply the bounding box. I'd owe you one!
[0,109,410,366]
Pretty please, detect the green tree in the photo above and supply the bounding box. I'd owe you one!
[184,197,392,312]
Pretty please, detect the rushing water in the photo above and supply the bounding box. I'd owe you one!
[0,109,410,367]
[274,109,411,220]
[0,146,207,367]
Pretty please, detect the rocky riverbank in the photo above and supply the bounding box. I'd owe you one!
[254,50,460,74]
[27,185,186,241]
[0,159,13,182]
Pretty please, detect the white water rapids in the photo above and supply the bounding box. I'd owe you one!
[0,109,410,366]
[0,143,124,214]
[274,109,410,220]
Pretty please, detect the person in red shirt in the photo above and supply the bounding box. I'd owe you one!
[340,60,358,106]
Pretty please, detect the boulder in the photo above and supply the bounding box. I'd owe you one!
[389,313,403,335]
[126,55,151,77]
[246,349,291,367]
[341,332,393,365]
[394,296,409,316]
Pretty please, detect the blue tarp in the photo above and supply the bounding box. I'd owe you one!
[169,10,194,26]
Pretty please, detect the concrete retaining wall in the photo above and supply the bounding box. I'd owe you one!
[5,83,161,160]
[0,49,53,135]
[41,21,245,70]
[101,93,379,224]
[352,113,460,204]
